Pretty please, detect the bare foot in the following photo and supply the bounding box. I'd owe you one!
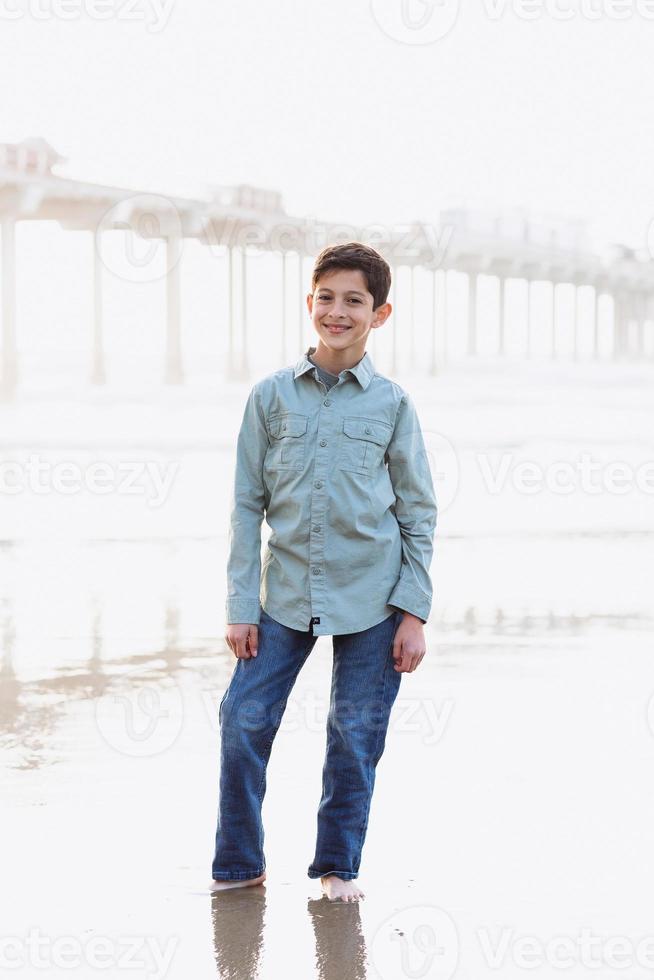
[320,874,365,903]
[210,872,266,892]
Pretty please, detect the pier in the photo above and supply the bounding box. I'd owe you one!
[1,138,653,397]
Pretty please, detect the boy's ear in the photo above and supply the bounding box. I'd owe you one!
[373,302,392,326]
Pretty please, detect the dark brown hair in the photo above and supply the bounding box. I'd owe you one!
[311,242,392,310]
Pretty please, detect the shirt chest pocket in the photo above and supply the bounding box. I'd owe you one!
[339,416,393,475]
[266,412,309,469]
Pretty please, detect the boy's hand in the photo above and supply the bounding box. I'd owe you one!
[225,624,258,659]
[392,613,426,673]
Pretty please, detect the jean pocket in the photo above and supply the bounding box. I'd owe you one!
[218,688,228,724]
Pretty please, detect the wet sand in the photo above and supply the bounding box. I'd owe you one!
[2,360,654,979]
[2,626,654,979]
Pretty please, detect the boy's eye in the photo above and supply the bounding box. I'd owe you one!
[317,295,361,303]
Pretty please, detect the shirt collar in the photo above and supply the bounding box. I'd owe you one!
[293,345,376,391]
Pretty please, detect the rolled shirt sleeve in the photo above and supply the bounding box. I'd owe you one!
[385,393,438,623]
[225,384,269,625]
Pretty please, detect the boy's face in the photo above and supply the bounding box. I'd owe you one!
[306,268,391,364]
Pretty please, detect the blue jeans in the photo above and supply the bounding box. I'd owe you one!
[211,604,403,881]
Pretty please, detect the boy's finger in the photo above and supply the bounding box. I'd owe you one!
[396,652,418,672]
[249,626,258,657]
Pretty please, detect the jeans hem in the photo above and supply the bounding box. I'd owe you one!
[212,869,265,881]
[307,868,358,881]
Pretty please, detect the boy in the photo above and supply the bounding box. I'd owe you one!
[211,242,437,903]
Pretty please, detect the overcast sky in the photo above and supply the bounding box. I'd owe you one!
[2,0,653,251]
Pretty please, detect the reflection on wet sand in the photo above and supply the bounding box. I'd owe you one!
[209,888,368,980]
[1,568,649,773]
[0,597,62,771]
[458,605,652,636]
[211,888,267,980]
[0,588,230,770]
[2,528,653,977]
[306,898,368,980]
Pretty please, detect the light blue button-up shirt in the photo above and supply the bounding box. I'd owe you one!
[225,345,438,636]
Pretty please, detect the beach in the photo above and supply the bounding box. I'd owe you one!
[1,357,653,979]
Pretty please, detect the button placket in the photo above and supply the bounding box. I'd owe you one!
[308,386,336,624]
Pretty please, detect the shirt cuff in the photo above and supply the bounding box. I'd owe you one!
[226,597,261,625]
[387,580,431,624]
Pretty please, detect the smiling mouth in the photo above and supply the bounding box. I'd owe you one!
[325,325,351,332]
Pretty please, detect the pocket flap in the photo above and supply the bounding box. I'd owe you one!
[342,417,391,446]
[268,413,308,439]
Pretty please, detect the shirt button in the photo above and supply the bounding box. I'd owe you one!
[282,423,287,430]
[311,566,321,575]
[364,426,371,434]
[314,480,323,489]
[312,524,321,532]
[323,399,331,406]
[319,439,327,447]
